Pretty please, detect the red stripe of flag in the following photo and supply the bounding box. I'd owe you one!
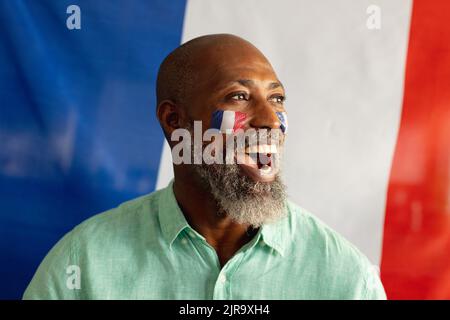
[380,0,450,299]
[232,111,247,131]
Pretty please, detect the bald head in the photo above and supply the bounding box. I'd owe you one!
[156,34,271,107]
[156,33,284,149]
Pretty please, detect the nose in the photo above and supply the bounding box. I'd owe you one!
[249,103,281,130]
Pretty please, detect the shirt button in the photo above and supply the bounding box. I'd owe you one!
[218,274,227,284]
[181,238,188,245]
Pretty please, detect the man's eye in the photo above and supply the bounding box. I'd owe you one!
[269,95,286,104]
[230,93,248,101]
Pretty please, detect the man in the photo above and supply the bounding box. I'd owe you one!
[23,34,386,299]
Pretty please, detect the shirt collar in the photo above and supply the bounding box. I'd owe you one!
[158,179,190,248]
[158,179,291,255]
[259,210,290,257]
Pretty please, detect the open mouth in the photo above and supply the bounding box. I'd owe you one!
[236,144,279,182]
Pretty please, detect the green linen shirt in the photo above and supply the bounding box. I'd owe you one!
[23,180,386,300]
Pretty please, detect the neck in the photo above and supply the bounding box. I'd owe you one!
[173,166,257,266]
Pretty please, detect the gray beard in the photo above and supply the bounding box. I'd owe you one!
[193,161,287,228]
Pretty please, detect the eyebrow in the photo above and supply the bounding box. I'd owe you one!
[227,79,285,90]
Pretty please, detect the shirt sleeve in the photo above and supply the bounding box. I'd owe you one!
[362,265,387,300]
[22,230,81,300]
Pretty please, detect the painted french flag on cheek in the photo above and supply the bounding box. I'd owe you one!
[210,110,247,134]
[276,112,288,134]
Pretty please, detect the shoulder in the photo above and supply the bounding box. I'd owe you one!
[285,200,386,299]
[23,189,165,299]
[286,200,368,260]
[70,190,162,244]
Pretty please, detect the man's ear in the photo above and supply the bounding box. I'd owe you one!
[156,100,184,140]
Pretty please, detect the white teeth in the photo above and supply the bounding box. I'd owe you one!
[259,164,272,175]
[246,144,277,154]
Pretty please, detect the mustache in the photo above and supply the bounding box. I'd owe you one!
[222,130,284,160]
[238,129,283,148]
[199,128,285,150]
[183,122,285,166]
[184,121,284,146]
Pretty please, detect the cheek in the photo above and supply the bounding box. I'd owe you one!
[275,112,288,134]
[210,110,248,133]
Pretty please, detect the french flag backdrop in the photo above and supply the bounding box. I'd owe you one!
[0,0,448,299]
